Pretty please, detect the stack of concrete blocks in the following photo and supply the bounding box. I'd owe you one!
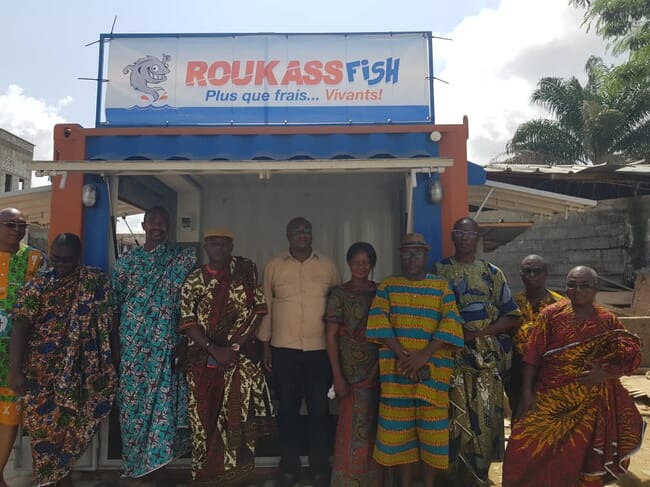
[485,196,649,294]
[484,196,650,368]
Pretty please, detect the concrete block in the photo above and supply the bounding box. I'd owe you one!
[578,237,612,250]
[610,234,631,247]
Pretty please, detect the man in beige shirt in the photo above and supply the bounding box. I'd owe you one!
[257,217,340,487]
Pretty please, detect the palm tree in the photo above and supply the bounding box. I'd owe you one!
[505,56,650,165]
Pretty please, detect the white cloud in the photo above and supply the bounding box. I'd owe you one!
[434,0,611,164]
[0,84,69,162]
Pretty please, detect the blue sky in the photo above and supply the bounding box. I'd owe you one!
[1,0,610,166]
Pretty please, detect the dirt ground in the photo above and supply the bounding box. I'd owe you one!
[7,377,650,487]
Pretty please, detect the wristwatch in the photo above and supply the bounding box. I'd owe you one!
[231,343,241,352]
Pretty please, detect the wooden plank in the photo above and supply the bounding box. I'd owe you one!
[596,291,633,307]
[632,272,650,316]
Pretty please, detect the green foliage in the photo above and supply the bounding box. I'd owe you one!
[569,0,650,54]
[570,0,650,87]
[507,56,650,164]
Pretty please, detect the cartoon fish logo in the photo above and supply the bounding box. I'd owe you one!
[123,54,171,103]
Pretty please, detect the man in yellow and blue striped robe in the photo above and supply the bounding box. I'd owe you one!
[366,235,464,487]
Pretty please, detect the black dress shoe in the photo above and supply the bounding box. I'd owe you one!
[274,473,298,487]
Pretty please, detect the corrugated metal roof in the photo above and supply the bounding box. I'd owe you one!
[469,180,597,217]
[85,132,441,161]
[485,162,650,176]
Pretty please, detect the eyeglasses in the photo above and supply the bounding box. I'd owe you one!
[520,267,545,276]
[452,230,479,239]
[566,282,595,290]
[0,222,28,230]
[288,229,312,236]
[400,250,427,259]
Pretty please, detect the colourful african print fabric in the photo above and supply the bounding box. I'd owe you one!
[324,284,382,486]
[112,242,196,477]
[11,267,115,486]
[513,289,565,355]
[179,257,274,486]
[503,300,643,487]
[508,289,566,415]
[366,274,464,469]
[432,258,521,486]
[0,245,45,426]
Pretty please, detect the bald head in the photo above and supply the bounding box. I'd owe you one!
[0,207,27,252]
[520,254,546,269]
[519,254,549,292]
[567,266,599,285]
[453,217,479,233]
[565,265,599,308]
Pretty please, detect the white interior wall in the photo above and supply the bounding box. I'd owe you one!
[198,172,405,281]
[176,189,201,243]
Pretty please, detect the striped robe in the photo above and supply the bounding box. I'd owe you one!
[366,274,464,468]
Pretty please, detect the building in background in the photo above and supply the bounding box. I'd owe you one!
[0,129,32,193]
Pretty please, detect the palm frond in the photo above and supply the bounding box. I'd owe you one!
[509,119,586,163]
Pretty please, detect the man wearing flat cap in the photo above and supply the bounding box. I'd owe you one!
[366,233,464,487]
[179,229,274,486]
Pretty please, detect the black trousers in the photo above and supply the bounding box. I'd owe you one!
[272,347,332,476]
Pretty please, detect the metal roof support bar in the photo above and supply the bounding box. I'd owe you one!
[473,187,496,220]
[31,158,454,177]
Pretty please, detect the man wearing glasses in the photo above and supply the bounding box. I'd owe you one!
[503,266,643,486]
[509,254,564,414]
[0,208,45,487]
[432,217,521,487]
[366,233,464,487]
[257,217,340,487]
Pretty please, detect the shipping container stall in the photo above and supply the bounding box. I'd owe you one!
[27,32,481,470]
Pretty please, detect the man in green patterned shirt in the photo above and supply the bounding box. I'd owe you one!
[0,208,45,487]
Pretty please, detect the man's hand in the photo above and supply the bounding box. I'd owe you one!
[398,349,430,381]
[9,369,26,396]
[464,329,483,343]
[515,390,536,420]
[577,360,614,386]
[262,342,273,372]
[209,346,238,368]
[333,375,350,399]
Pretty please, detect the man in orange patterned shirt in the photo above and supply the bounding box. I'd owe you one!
[508,254,564,414]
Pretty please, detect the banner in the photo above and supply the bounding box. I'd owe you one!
[103,33,433,126]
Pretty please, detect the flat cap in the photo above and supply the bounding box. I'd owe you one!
[203,228,235,241]
[399,233,431,250]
